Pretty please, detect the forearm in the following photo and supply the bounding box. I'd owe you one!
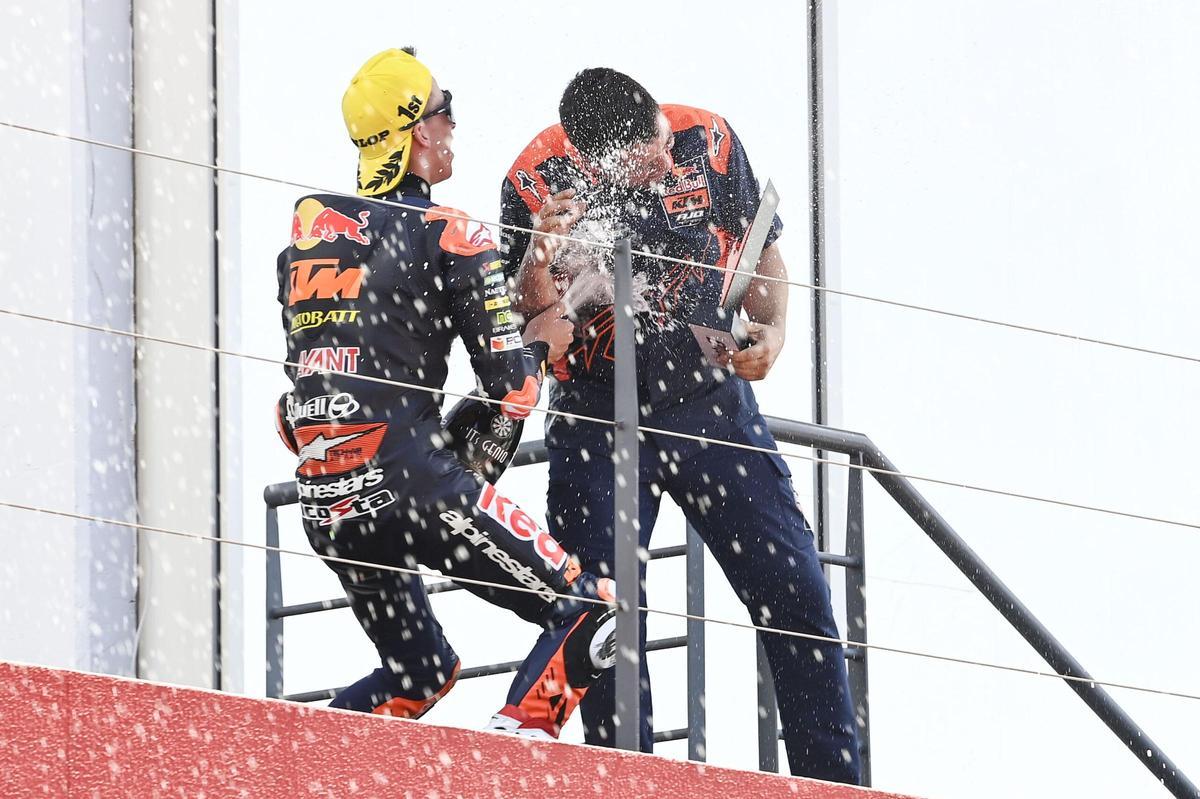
[514,254,560,318]
[509,188,585,319]
[728,243,788,381]
[742,242,788,329]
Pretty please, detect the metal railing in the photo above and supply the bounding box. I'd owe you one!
[263,411,1199,797]
[263,435,872,771]
[762,416,1196,797]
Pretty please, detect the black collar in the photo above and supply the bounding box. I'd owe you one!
[381,173,431,201]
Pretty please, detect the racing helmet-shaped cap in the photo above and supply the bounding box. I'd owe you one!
[342,48,434,196]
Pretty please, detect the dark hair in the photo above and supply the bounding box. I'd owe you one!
[558,68,660,160]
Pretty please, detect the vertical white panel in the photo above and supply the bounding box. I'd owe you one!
[74,0,139,677]
[215,0,244,694]
[0,0,137,676]
[819,0,852,605]
[133,0,218,688]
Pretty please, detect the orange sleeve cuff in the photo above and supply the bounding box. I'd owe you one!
[500,374,540,420]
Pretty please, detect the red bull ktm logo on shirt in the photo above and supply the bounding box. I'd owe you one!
[659,157,712,229]
[291,197,371,250]
[288,258,364,306]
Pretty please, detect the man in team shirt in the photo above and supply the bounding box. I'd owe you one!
[499,68,860,782]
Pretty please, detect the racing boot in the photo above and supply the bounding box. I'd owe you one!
[485,574,617,738]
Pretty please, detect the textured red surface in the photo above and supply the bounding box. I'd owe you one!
[0,661,920,798]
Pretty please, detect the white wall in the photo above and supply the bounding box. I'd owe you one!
[833,3,1200,797]
[0,0,137,676]
[0,0,244,694]
[232,0,813,775]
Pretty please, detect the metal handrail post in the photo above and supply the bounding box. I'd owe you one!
[756,634,780,772]
[685,522,706,761]
[612,238,641,751]
[808,0,831,558]
[264,498,283,699]
[844,451,871,784]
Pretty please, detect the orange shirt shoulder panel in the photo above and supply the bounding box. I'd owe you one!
[506,123,570,214]
[662,104,732,175]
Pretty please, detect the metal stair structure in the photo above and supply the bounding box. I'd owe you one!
[263,415,1198,797]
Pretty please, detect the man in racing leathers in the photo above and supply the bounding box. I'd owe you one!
[499,68,861,779]
[274,48,616,738]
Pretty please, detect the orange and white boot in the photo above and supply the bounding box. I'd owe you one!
[485,575,617,738]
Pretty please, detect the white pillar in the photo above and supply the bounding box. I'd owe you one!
[822,1,847,551]
[133,0,220,688]
[215,0,245,694]
[0,0,138,676]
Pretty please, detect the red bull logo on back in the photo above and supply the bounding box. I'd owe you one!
[291,197,371,251]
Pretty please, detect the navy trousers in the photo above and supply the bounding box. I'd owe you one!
[546,417,861,784]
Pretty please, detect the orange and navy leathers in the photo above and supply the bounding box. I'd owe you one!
[275,173,609,727]
[500,108,862,783]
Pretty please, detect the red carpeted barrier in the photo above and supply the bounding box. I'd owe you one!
[0,661,920,798]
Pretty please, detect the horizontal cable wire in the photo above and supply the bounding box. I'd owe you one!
[638,424,1200,533]
[0,307,611,428]
[3,305,1199,534]
[5,122,1198,698]
[800,286,1200,366]
[6,109,1198,761]
[3,497,1196,704]
[2,119,1197,367]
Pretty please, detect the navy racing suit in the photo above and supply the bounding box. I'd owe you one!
[275,173,613,730]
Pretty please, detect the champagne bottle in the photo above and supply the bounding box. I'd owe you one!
[442,341,549,481]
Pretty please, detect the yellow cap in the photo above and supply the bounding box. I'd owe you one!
[342,49,434,196]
